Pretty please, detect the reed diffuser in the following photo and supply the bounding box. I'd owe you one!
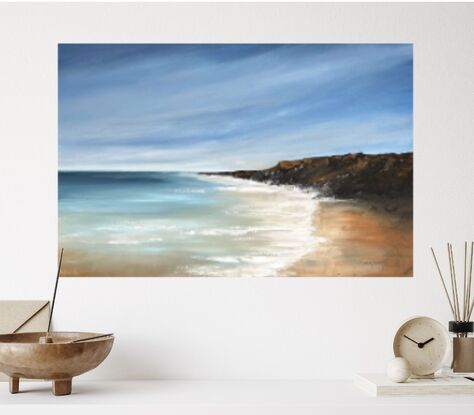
[431,242,474,372]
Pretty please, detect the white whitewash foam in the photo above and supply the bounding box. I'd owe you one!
[190,175,321,277]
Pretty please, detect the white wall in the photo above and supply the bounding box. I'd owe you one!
[0,2,473,380]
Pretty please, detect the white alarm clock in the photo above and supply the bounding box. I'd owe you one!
[393,316,450,377]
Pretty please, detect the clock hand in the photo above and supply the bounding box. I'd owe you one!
[420,337,434,347]
[403,335,421,346]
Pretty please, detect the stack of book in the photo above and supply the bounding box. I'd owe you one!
[354,373,474,396]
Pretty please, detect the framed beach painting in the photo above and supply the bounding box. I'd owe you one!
[58,44,413,277]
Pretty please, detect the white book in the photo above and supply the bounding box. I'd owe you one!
[354,373,474,396]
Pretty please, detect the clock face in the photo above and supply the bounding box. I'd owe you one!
[393,316,450,376]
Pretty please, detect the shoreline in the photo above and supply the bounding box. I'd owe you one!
[61,173,320,277]
[285,198,413,277]
[60,171,412,277]
[203,172,413,277]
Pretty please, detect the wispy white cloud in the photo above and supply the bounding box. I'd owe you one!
[59,44,412,171]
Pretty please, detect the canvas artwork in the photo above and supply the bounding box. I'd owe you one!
[59,44,413,277]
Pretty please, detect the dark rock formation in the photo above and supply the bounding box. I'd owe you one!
[203,152,413,201]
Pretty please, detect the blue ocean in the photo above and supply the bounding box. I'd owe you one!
[59,172,318,277]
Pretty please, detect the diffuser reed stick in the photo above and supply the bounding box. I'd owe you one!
[463,242,467,321]
[431,242,474,338]
[448,243,461,322]
[467,242,474,320]
[431,247,456,319]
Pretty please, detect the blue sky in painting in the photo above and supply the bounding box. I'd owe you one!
[59,44,412,171]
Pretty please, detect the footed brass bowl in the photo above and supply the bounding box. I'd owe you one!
[0,332,114,395]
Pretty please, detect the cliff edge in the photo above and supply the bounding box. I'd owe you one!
[205,152,413,201]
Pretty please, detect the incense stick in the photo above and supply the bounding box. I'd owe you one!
[47,248,64,335]
[12,301,49,334]
[70,333,114,343]
[431,247,456,318]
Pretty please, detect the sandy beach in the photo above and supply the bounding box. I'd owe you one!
[60,172,412,278]
[63,197,413,278]
[286,199,413,277]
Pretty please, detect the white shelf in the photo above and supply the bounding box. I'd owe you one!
[0,379,473,415]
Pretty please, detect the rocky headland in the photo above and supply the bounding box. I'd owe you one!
[206,152,412,199]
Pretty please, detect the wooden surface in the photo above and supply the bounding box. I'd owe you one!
[0,380,472,415]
